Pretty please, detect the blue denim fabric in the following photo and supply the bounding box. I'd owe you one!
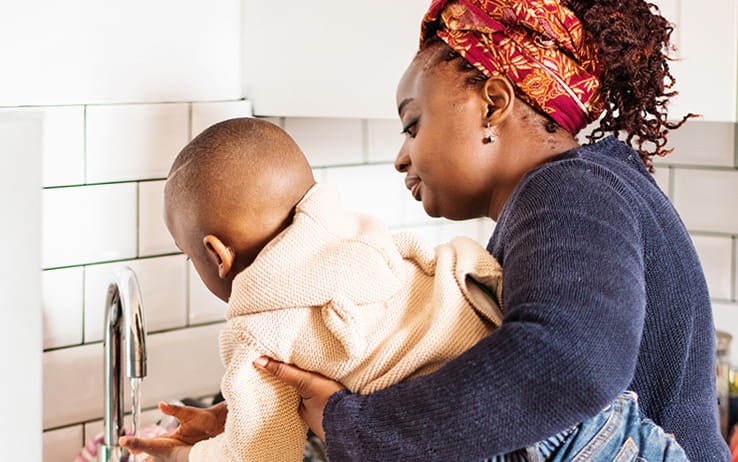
[485,391,689,462]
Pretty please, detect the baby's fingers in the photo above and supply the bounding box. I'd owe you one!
[159,401,210,423]
[119,435,174,456]
[158,401,185,418]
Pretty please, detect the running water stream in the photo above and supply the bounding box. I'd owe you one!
[130,377,143,462]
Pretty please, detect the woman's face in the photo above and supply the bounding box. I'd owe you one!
[394,50,505,221]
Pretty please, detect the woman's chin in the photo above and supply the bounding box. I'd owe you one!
[422,202,442,219]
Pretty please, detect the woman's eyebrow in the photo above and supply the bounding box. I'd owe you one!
[398,98,414,117]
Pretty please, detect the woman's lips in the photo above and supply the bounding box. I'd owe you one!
[405,176,422,201]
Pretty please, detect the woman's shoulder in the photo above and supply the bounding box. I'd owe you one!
[493,138,656,242]
[512,137,658,206]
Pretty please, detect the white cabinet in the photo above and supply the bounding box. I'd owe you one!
[0,0,241,106]
[242,0,430,119]
[243,0,738,122]
[652,0,738,122]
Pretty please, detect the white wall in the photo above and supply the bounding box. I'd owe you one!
[0,1,241,106]
[0,113,43,460]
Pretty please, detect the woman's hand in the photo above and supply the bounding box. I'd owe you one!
[119,401,227,461]
[253,356,346,440]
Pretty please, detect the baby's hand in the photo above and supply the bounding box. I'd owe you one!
[119,437,191,462]
[120,401,228,460]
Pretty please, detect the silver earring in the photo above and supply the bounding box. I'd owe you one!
[483,123,495,144]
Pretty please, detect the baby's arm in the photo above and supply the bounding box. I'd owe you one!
[189,345,308,462]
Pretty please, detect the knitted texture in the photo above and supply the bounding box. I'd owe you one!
[188,184,504,461]
[323,137,730,462]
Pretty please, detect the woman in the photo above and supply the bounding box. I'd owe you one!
[261,0,728,460]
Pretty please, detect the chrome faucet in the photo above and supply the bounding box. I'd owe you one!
[100,266,148,462]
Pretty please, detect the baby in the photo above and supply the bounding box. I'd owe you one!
[121,118,688,462]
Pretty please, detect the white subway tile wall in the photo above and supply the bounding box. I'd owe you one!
[25,98,737,459]
[323,163,406,227]
[42,183,138,269]
[284,117,364,166]
[367,118,404,163]
[713,301,738,362]
[139,180,179,257]
[190,100,254,138]
[83,256,188,343]
[735,237,738,300]
[188,262,229,325]
[42,425,84,462]
[42,267,84,350]
[39,106,86,187]
[665,120,736,167]
[438,218,495,248]
[86,103,190,183]
[672,168,738,234]
[691,234,734,301]
[136,324,225,412]
[43,325,224,432]
[658,129,738,362]
[651,165,671,197]
[43,342,103,429]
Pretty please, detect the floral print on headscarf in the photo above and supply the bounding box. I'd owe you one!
[421,0,604,134]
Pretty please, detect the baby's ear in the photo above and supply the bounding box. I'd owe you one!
[203,235,235,279]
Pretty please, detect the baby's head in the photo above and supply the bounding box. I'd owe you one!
[165,117,315,301]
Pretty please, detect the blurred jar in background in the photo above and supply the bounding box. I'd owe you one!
[717,330,732,440]
[730,366,737,441]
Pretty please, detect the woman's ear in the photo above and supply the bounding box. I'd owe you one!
[482,76,515,125]
[203,235,235,280]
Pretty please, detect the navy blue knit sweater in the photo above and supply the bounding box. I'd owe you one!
[323,137,729,461]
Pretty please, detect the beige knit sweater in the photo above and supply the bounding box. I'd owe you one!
[189,183,504,462]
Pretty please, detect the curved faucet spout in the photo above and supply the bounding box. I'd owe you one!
[101,266,147,462]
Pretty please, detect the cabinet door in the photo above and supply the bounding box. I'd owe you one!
[242,0,429,119]
[654,0,738,122]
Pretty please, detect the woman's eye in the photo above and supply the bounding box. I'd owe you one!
[401,121,418,138]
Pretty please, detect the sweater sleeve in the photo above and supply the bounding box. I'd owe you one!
[323,161,646,461]
[189,344,308,462]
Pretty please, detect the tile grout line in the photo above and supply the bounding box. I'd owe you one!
[185,260,191,327]
[136,182,141,258]
[83,105,88,184]
[42,252,184,272]
[361,119,369,164]
[44,402,162,434]
[81,266,86,345]
[43,178,167,190]
[656,163,738,173]
[187,102,193,141]
[81,422,87,458]
[730,236,738,302]
[43,319,226,353]
[0,99,244,111]
[688,230,738,239]
[734,122,738,168]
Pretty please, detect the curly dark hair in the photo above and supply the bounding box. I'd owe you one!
[563,0,697,171]
[422,0,696,171]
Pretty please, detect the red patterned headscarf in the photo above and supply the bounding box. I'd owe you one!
[421,0,604,134]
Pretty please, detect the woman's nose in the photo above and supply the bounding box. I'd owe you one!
[394,144,410,172]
